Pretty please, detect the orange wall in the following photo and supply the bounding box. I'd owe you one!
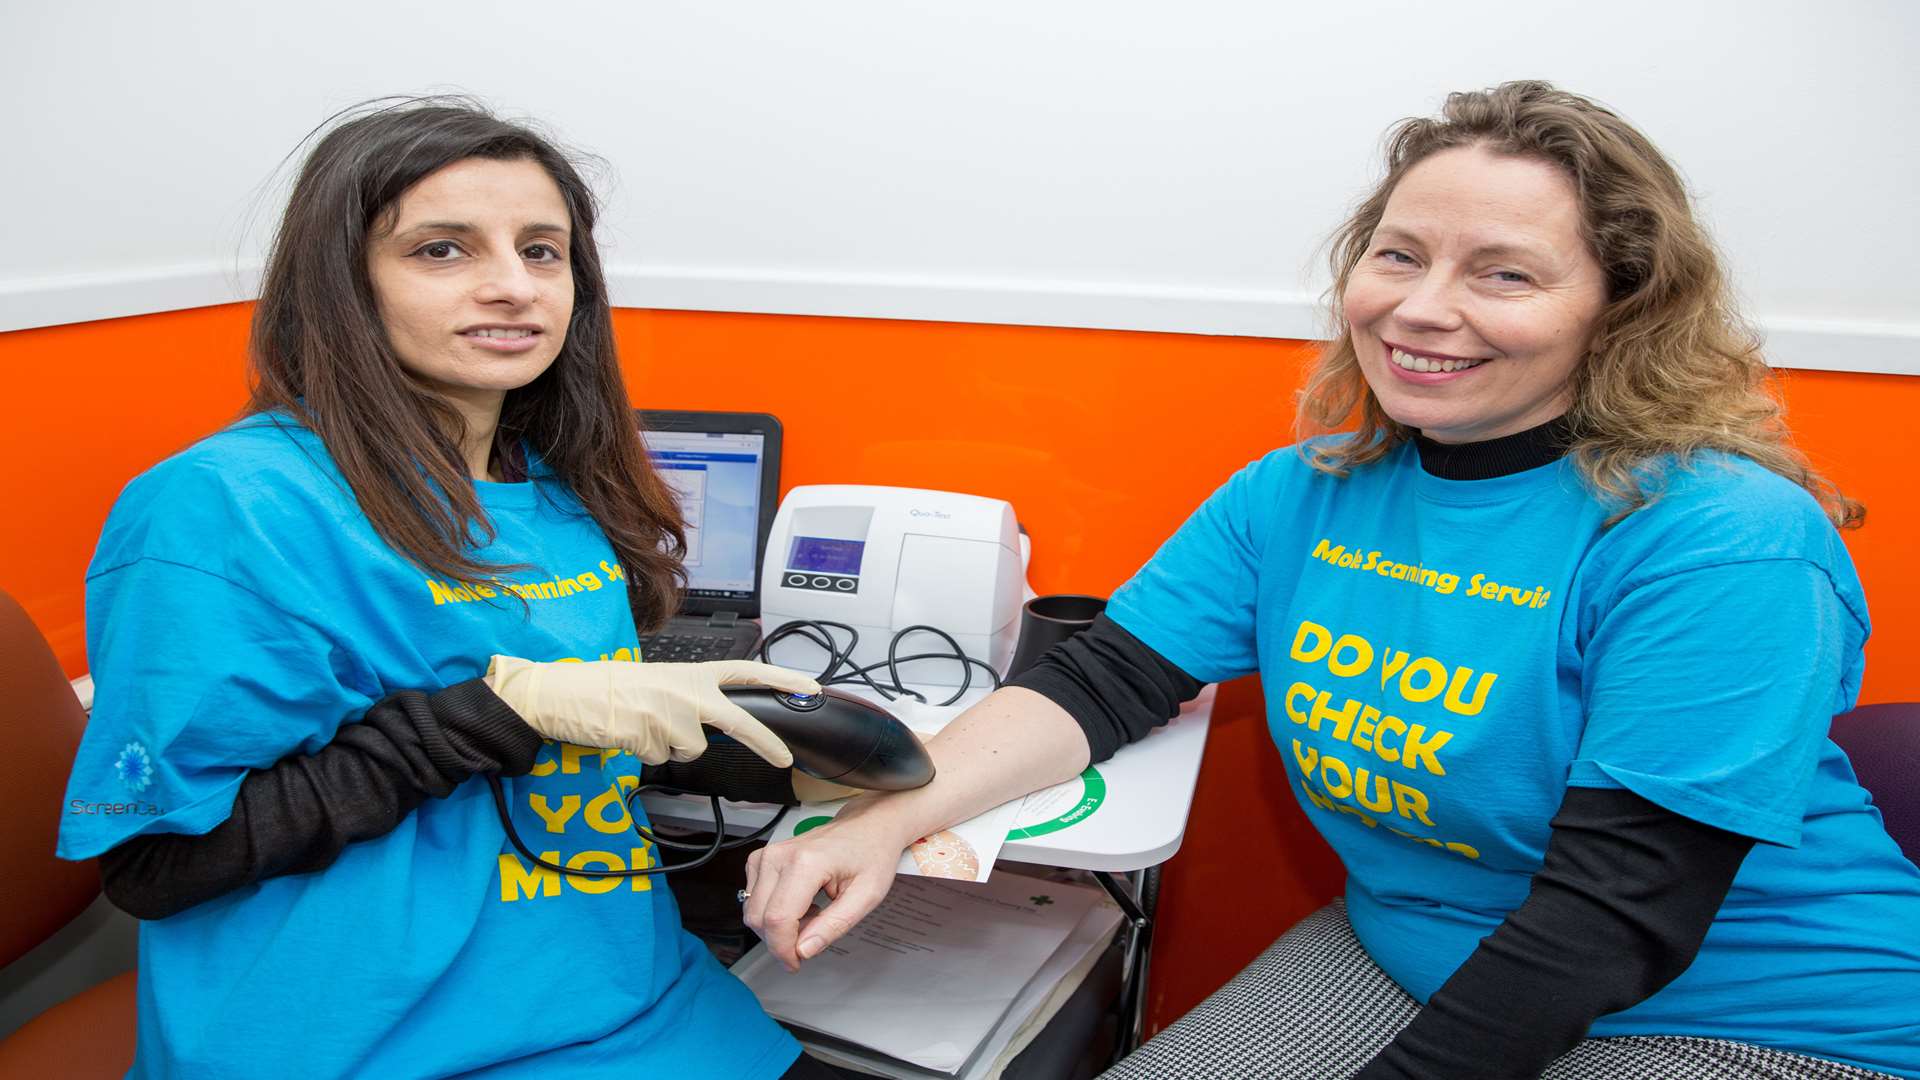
[3,304,1916,1032]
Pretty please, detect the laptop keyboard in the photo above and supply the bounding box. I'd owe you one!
[639,631,750,664]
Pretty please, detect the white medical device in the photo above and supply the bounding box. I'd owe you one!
[759,485,1025,687]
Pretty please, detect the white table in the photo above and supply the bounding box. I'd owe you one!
[642,684,1211,866]
[640,681,1215,1056]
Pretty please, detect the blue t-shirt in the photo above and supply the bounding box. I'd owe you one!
[59,415,801,1080]
[1108,440,1920,1077]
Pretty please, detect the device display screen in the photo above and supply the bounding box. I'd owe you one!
[788,536,865,575]
[640,430,765,599]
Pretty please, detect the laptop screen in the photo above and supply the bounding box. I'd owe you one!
[642,429,767,603]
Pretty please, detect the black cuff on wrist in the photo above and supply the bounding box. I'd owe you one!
[425,678,546,778]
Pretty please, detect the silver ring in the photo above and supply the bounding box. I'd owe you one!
[736,888,751,903]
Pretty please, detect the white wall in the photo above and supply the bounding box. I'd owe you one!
[4,0,1915,373]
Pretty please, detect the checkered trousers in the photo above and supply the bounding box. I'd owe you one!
[1100,901,1898,1080]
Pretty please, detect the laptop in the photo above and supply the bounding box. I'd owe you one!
[635,410,783,663]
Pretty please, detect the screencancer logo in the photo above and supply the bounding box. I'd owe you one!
[114,741,155,795]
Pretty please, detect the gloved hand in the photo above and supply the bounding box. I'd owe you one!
[483,657,821,767]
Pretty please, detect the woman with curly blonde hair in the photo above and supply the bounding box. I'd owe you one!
[748,82,1920,1078]
[1299,81,1862,531]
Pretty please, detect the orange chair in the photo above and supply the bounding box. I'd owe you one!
[0,588,137,1075]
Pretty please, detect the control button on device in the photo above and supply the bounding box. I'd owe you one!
[786,573,808,587]
[834,578,855,591]
[778,691,825,711]
[811,576,832,589]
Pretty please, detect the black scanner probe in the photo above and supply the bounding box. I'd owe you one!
[720,686,936,791]
[487,682,935,880]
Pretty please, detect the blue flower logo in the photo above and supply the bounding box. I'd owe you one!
[113,741,154,794]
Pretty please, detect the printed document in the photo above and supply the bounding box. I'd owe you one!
[736,872,1105,1073]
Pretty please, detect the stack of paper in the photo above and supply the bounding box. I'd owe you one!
[734,871,1122,1078]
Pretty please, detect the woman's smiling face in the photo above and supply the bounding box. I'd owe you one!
[1343,145,1609,445]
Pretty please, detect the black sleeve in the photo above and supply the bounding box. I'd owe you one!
[1354,786,1757,1080]
[98,679,542,921]
[1007,613,1204,763]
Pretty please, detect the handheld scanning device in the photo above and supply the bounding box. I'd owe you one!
[486,684,935,880]
[723,686,936,790]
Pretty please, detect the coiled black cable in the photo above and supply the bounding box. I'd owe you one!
[758,618,1002,707]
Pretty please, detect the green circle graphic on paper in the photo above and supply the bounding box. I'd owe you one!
[1006,766,1106,840]
[792,815,834,836]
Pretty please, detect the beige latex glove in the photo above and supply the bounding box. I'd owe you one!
[484,657,821,767]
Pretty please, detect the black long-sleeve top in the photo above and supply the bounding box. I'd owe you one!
[99,680,541,920]
[1007,418,1758,1079]
[98,680,803,920]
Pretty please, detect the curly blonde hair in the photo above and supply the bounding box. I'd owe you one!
[1299,80,1861,529]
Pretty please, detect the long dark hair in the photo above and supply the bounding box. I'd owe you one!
[247,97,688,629]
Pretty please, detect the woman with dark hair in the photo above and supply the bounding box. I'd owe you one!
[57,99,839,1079]
[745,83,1920,1078]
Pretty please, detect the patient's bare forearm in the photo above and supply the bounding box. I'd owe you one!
[839,687,1091,844]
